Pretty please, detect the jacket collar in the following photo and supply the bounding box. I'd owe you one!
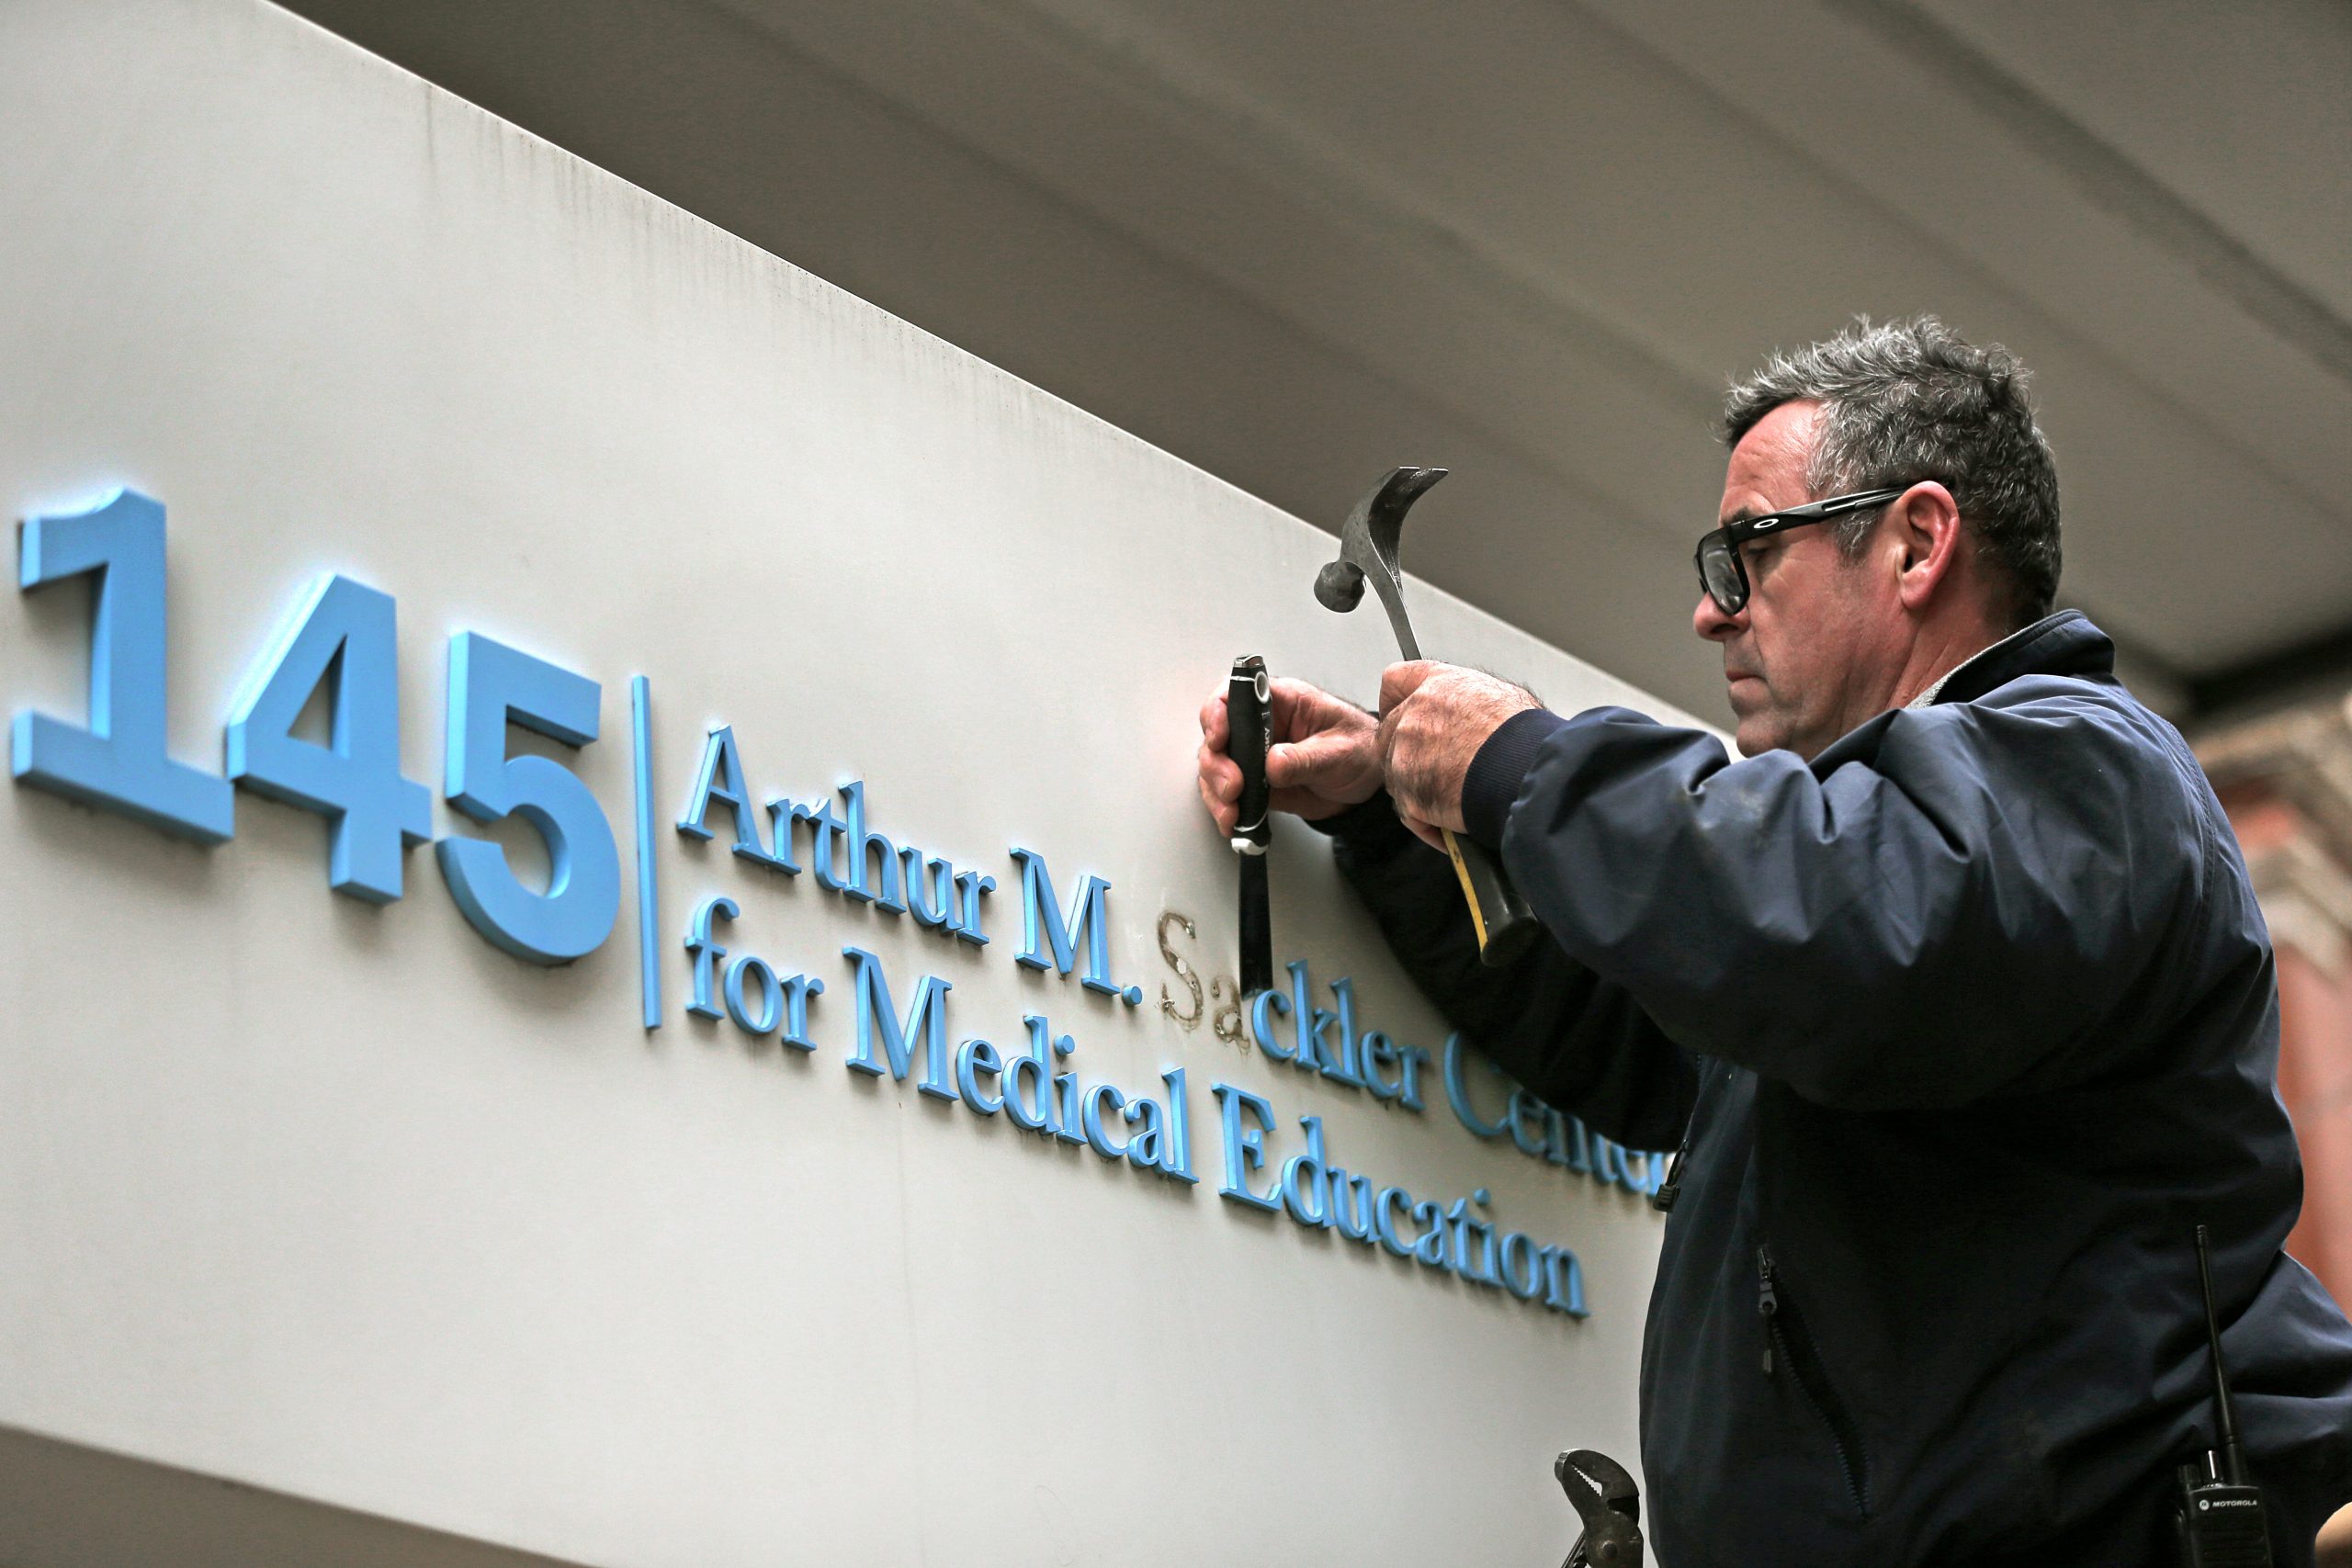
[1927,609,2113,706]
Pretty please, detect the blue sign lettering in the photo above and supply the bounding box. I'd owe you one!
[10,491,1623,1320]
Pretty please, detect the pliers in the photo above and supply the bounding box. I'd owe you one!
[1557,1450,1643,1568]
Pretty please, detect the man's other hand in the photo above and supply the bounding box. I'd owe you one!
[1378,661,1539,848]
[1197,676,1384,836]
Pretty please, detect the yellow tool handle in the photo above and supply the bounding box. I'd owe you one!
[1443,827,1541,967]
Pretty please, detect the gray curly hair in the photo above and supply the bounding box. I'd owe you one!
[1721,316,2062,628]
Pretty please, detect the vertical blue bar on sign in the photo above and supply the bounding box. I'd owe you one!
[631,674,662,1030]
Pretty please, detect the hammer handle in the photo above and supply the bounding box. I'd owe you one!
[1442,828,1540,967]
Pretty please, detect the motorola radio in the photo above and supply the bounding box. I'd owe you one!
[2176,1224,2272,1568]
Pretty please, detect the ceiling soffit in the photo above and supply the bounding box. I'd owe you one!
[729,0,2352,683]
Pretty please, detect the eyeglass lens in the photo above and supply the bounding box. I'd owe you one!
[1698,539,1746,614]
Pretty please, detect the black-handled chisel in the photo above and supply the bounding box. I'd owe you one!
[1228,655,1275,998]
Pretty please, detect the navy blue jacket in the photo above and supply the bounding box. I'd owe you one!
[1323,613,2352,1565]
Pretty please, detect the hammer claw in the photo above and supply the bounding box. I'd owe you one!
[1327,466,1447,661]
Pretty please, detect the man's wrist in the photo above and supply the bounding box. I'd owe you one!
[1461,707,1568,851]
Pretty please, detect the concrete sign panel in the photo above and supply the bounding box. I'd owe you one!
[0,3,1702,1562]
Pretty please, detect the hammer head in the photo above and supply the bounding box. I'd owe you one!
[1315,466,1448,658]
[1312,558,1365,612]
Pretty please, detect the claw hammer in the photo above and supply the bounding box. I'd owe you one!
[1314,467,1539,966]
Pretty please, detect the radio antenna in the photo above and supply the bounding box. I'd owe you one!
[2195,1224,2250,1487]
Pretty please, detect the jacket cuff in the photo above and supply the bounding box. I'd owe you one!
[1463,707,1568,851]
[1303,793,1415,856]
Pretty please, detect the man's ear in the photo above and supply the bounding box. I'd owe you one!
[1890,481,1963,611]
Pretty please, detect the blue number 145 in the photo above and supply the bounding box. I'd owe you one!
[14,489,621,966]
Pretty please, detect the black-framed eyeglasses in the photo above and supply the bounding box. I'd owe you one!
[1692,488,1905,615]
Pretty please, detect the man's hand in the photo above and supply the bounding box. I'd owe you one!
[1198,676,1384,836]
[1377,661,1539,848]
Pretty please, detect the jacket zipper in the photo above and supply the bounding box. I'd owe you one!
[1758,1245,1871,1517]
[1650,1125,1691,1213]
[1650,1058,1719,1214]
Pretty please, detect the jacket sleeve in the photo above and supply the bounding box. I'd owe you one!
[1317,796,1698,1151]
[1476,694,2209,1111]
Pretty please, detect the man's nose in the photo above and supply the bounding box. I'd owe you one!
[1693,590,1743,642]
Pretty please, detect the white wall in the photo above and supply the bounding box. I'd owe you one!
[0,4,1701,1562]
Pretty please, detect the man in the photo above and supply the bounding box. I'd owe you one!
[1198,318,2352,1565]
